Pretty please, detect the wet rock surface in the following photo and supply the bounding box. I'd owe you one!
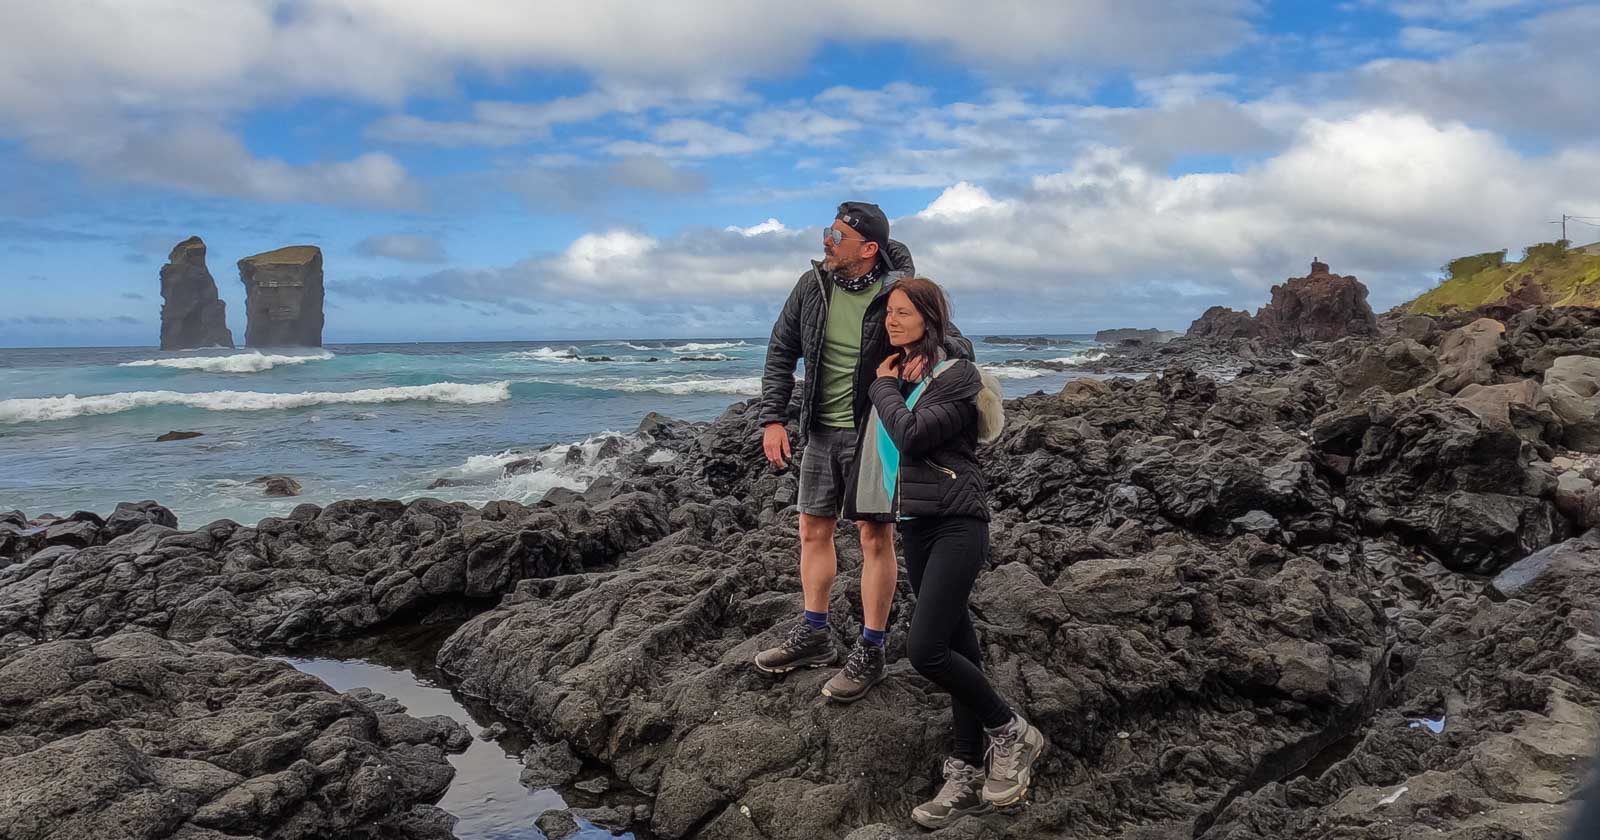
[0,631,466,840]
[4,304,1600,838]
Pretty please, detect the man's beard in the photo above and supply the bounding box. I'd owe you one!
[824,252,872,279]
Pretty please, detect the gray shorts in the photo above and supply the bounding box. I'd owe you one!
[797,424,858,518]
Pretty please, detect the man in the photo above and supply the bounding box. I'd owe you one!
[754,201,973,702]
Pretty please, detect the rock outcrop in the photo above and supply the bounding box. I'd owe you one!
[1544,355,1600,452]
[1254,260,1379,346]
[0,632,467,840]
[3,304,1599,839]
[1187,305,1261,339]
[1093,328,1180,345]
[238,245,325,347]
[1186,261,1379,348]
[158,236,234,350]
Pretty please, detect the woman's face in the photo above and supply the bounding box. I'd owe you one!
[884,288,925,348]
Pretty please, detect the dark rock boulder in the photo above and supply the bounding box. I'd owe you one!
[1323,397,1566,573]
[159,236,234,351]
[0,495,668,648]
[1093,328,1179,345]
[251,474,303,497]
[1188,305,1261,340]
[102,500,178,541]
[0,631,464,840]
[1543,355,1600,452]
[1430,317,1505,394]
[1210,531,1600,840]
[982,336,1073,346]
[1254,260,1379,347]
[437,528,1387,840]
[238,245,325,347]
[1489,528,1600,600]
[1335,339,1436,396]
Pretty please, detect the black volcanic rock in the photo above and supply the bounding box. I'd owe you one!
[238,245,325,347]
[5,307,1600,840]
[1254,260,1379,346]
[1094,327,1179,345]
[1188,305,1261,339]
[158,236,234,350]
[0,632,464,840]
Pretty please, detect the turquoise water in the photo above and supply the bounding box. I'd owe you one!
[0,337,1104,527]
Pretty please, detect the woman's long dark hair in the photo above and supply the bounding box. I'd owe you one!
[889,276,950,378]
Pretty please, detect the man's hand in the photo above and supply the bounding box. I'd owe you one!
[876,351,903,380]
[762,422,793,468]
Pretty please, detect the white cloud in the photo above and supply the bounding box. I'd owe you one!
[1383,0,1548,22]
[558,230,659,281]
[0,1,1258,122]
[1348,5,1600,142]
[377,110,1600,331]
[1396,26,1471,53]
[727,219,788,236]
[916,183,1008,220]
[814,83,936,119]
[30,120,420,208]
[889,111,1600,321]
[354,233,447,263]
[1133,73,1239,107]
[366,84,744,147]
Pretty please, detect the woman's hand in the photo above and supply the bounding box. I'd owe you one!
[876,351,902,379]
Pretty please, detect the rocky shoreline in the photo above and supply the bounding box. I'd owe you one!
[4,303,1600,839]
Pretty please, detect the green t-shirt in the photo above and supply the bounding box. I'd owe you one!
[817,278,882,428]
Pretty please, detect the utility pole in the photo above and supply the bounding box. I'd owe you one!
[1550,214,1569,241]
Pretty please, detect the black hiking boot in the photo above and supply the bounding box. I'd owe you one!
[821,639,885,702]
[754,621,838,674]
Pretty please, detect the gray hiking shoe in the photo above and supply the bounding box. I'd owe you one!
[821,639,885,702]
[912,757,991,828]
[982,714,1047,806]
[754,621,838,674]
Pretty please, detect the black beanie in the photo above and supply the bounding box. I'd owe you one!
[835,201,890,251]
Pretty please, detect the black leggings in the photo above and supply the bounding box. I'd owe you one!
[902,515,1012,763]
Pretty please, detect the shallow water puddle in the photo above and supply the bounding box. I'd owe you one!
[279,641,633,840]
[1406,716,1446,734]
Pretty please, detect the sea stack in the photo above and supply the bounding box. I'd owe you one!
[1253,259,1378,346]
[158,236,234,350]
[237,245,324,347]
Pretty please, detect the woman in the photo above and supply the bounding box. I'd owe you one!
[844,277,1046,828]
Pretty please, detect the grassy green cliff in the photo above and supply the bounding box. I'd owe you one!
[1406,240,1600,315]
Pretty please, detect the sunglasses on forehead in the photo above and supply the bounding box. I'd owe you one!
[822,227,867,245]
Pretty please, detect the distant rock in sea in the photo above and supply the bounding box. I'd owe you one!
[982,335,1072,346]
[1186,259,1377,346]
[1094,328,1180,345]
[250,474,302,497]
[238,245,324,347]
[158,236,234,351]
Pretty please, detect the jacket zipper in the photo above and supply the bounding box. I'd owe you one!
[808,265,829,416]
[928,459,958,480]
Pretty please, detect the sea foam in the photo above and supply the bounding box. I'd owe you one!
[120,350,335,373]
[0,381,511,423]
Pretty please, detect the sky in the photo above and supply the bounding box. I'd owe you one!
[2,0,1599,348]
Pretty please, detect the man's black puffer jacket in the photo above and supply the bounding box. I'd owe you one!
[850,359,989,522]
[759,241,974,439]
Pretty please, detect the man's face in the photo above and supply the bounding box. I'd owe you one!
[822,220,869,271]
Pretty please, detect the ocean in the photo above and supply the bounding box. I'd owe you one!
[0,337,1110,528]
